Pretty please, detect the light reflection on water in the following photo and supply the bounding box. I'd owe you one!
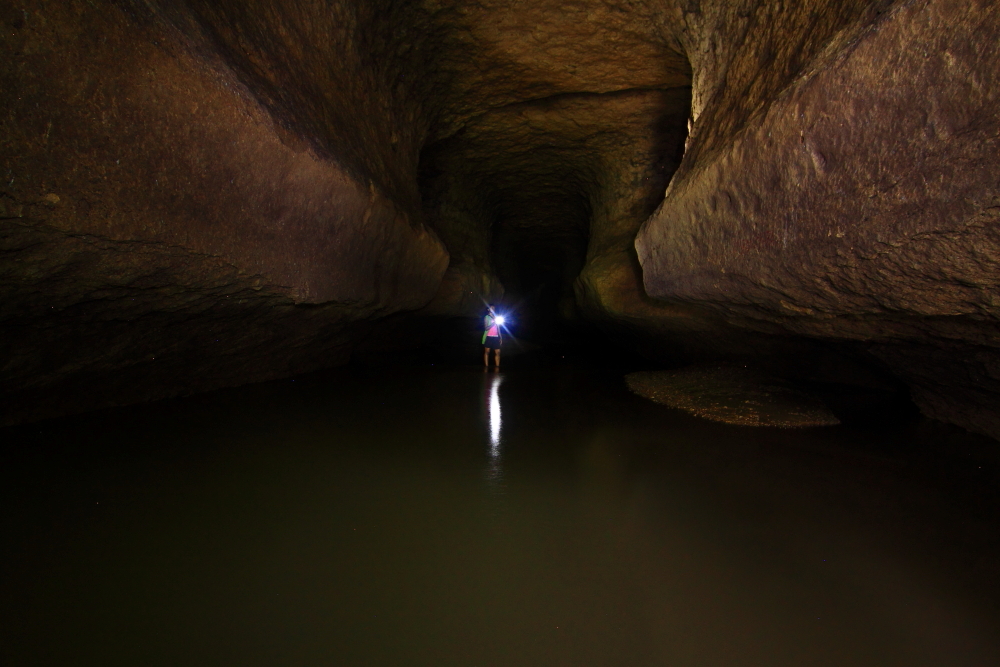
[485,371,504,485]
[488,372,503,450]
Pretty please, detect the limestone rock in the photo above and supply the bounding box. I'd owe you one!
[1,0,448,423]
[626,366,840,428]
[636,0,1000,439]
[5,0,1000,439]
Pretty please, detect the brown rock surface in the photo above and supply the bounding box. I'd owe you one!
[1,0,449,422]
[636,0,1000,437]
[5,0,1000,438]
[626,366,840,428]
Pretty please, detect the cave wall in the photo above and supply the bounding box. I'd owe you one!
[5,0,1000,439]
[637,0,1000,437]
[1,0,448,423]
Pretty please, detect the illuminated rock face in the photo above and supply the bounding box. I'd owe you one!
[636,0,1000,437]
[4,0,1000,438]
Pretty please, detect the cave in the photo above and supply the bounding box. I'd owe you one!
[4,0,1000,663]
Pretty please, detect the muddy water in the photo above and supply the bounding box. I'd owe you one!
[2,362,1000,666]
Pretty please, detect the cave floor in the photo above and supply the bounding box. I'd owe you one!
[3,359,1000,666]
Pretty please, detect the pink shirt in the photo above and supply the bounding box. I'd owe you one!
[485,316,499,337]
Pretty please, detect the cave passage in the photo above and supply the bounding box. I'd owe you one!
[7,0,1000,435]
[415,82,692,350]
[3,362,1000,666]
[6,1,1000,662]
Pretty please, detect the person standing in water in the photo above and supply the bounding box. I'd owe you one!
[482,304,502,369]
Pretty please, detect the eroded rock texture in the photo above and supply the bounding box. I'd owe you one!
[2,0,452,422]
[626,366,840,429]
[5,0,1000,438]
[637,0,1000,438]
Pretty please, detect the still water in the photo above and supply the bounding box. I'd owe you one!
[2,362,1000,665]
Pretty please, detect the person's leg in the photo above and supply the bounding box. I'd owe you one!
[494,348,501,368]
[484,347,490,367]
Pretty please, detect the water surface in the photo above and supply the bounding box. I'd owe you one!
[3,362,1000,665]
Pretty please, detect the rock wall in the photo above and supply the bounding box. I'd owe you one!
[637,0,1000,437]
[1,0,447,423]
[6,0,1000,439]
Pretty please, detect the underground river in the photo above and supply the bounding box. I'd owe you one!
[3,356,1000,666]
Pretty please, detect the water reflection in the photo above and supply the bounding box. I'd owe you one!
[3,366,1000,665]
[488,373,503,449]
[484,372,504,484]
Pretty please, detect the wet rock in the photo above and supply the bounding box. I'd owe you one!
[626,366,840,428]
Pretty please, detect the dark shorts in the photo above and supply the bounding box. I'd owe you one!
[484,336,502,349]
